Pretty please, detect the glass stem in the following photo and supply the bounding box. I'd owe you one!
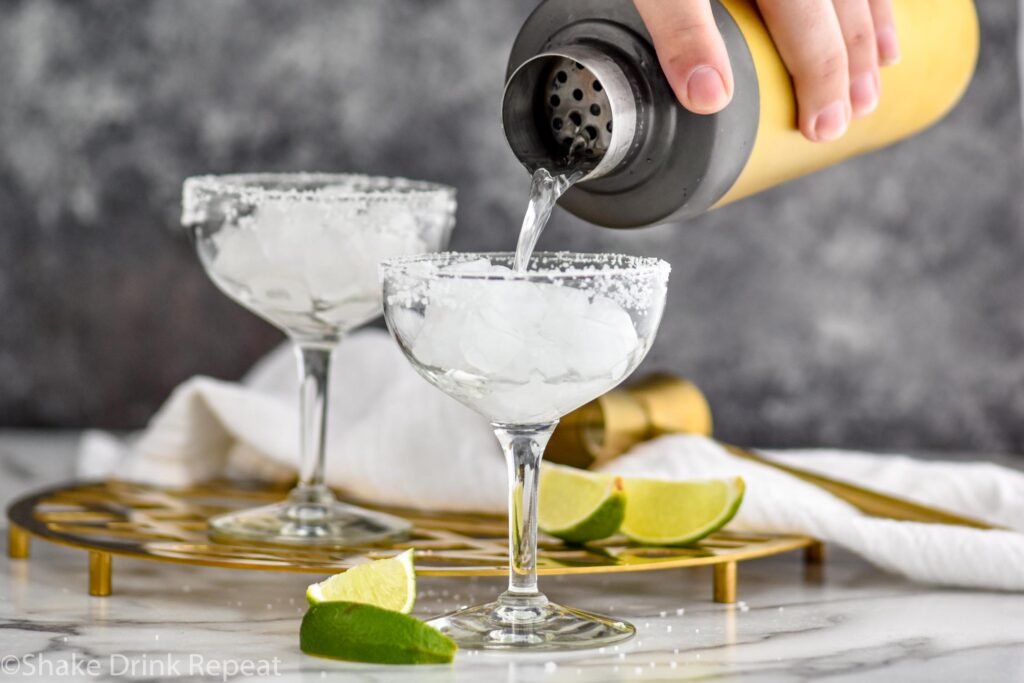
[292,342,335,501]
[493,422,557,599]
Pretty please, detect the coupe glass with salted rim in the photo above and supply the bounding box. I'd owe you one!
[381,252,670,650]
[182,173,455,546]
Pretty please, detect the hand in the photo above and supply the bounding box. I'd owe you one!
[633,0,901,142]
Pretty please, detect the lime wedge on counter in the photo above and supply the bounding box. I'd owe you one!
[538,464,626,543]
[300,602,457,665]
[306,549,416,613]
[620,477,745,546]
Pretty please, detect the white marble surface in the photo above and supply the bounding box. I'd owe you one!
[2,431,1023,682]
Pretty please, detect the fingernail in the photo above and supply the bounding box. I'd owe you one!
[877,25,901,65]
[686,66,728,113]
[850,73,879,116]
[812,101,848,142]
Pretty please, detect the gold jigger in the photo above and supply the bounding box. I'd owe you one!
[549,374,712,469]
[550,374,997,530]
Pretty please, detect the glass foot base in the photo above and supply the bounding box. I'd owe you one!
[208,486,410,547]
[427,593,635,651]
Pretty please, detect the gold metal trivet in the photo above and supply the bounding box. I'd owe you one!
[6,480,821,601]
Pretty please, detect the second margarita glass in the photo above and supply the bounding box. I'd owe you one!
[183,173,455,546]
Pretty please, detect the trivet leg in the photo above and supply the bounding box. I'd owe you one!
[803,541,826,585]
[7,525,30,559]
[804,541,825,565]
[89,551,112,597]
[713,561,737,603]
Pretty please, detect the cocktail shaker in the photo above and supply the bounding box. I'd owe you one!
[502,0,979,228]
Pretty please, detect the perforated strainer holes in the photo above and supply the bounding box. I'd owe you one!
[543,57,614,162]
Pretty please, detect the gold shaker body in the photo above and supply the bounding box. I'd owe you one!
[714,0,980,208]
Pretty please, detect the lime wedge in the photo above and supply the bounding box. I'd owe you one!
[301,602,457,665]
[538,464,626,543]
[620,477,745,546]
[306,549,416,613]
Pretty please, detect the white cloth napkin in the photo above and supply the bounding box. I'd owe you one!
[79,329,1024,591]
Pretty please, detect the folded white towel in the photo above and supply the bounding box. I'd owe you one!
[78,329,1024,591]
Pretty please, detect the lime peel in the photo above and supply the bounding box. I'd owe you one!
[300,601,456,665]
[538,464,627,543]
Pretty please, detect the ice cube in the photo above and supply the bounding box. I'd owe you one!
[543,284,592,319]
[479,281,547,329]
[317,295,381,331]
[459,318,527,376]
[376,204,421,243]
[303,226,367,301]
[533,284,592,377]
[365,229,429,273]
[472,281,553,379]
[248,273,313,313]
[387,307,425,347]
[569,293,639,378]
[252,202,315,266]
[405,271,644,424]
[413,301,472,371]
[546,375,615,416]
[471,373,614,425]
[472,375,550,423]
[443,257,495,274]
[210,228,267,286]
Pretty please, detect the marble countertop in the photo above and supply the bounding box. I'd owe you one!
[2,431,1022,682]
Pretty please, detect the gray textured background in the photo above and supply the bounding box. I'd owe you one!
[1,0,1021,453]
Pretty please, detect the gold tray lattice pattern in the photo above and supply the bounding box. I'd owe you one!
[6,480,822,601]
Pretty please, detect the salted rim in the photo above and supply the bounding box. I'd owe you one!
[379,251,671,281]
[182,172,456,203]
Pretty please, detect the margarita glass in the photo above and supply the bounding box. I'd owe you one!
[381,252,669,650]
[182,173,455,546]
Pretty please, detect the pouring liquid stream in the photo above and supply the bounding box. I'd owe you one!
[513,132,589,272]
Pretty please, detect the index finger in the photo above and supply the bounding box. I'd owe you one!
[634,0,735,114]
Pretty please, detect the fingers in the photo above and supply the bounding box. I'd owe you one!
[634,0,734,115]
[867,0,901,65]
[758,0,850,142]
[637,0,897,138]
[833,0,880,117]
